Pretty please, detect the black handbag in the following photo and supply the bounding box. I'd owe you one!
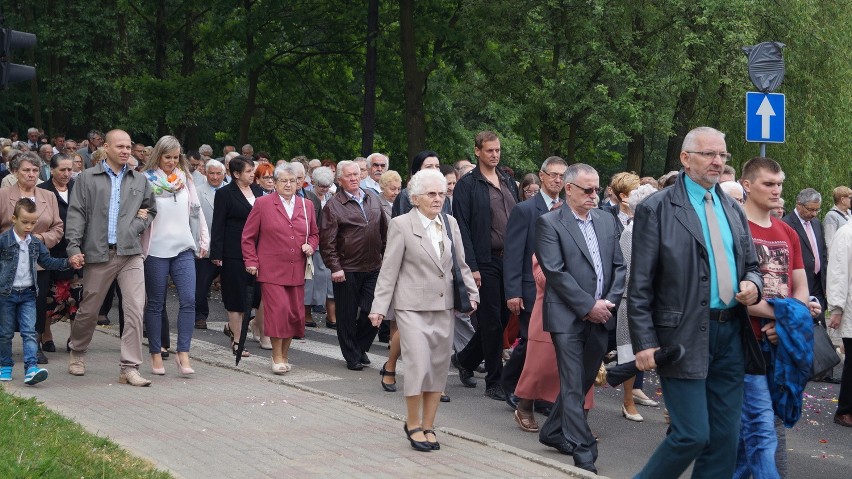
[811,323,841,379]
[441,213,474,313]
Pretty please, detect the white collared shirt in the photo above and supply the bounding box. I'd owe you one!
[415,209,444,258]
[360,177,382,193]
[539,190,560,210]
[12,230,33,288]
[280,194,296,219]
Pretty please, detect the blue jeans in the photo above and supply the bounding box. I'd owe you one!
[733,374,780,479]
[635,319,745,479]
[0,287,38,369]
[144,250,196,353]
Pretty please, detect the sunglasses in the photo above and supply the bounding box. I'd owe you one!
[569,182,601,195]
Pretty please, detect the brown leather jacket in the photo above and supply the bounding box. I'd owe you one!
[320,188,387,273]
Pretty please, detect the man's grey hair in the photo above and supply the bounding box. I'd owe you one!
[627,184,658,213]
[15,151,42,169]
[87,129,103,141]
[38,144,53,153]
[274,163,299,180]
[28,127,39,135]
[540,156,567,173]
[337,160,358,180]
[205,159,225,172]
[796,188,822,205]
[312,167,335,187]
[682,126,725,152]
[563,163,597,183]
[408,169,447,201]
[199,144,214,157]
[241,144,254,154]
[366,153,389,168]
[224,151,239,163]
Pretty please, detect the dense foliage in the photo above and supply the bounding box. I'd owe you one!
[2,0,849,200]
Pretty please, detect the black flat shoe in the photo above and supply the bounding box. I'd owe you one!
[423,429,440,450]
[305,321,318,328]
[346,361,364,371]
[36,348,49,365]
[404,424,433,452]
[326,321,337,329]
[42,341,56,353]
[440,393,451,403]
[160,349,170,359]
[66,338,71,352]
[380,362,397,392]
[452,352,477,388]
[360,352,371,365]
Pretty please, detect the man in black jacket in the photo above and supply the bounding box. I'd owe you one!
[629,127,763,478]
[451,131,518,401]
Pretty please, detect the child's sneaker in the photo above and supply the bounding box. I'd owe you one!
[0,366,12,381]
[23,366,48,385]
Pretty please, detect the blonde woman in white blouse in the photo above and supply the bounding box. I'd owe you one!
[140,136,209,376]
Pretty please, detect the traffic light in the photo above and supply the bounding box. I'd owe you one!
[1,27,37,89]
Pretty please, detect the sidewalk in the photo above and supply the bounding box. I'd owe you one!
[4,322,600,479]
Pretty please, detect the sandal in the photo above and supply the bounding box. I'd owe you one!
[231,341,250,357]
[514,409,539,432]
[380,362,397,392]
[423,429,440,450]
[223,324,234,340]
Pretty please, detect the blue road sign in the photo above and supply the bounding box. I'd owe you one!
[746,92,785,143]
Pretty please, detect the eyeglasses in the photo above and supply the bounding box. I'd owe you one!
[422,191,446,199]
[524,188,540,195]
[276,178,298,184]
[568,182,601,195]
[798,204,821,213]
[540,170,565,181]
[260,175,274,180]
[686,151,732,161]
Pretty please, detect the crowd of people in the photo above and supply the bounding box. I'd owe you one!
[1,125,849,476]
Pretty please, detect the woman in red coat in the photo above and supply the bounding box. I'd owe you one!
[242,163,319,374]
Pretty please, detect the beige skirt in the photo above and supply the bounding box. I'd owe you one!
[395,309,454,396]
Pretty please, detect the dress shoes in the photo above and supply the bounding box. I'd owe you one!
[346,361,364,371]
[305,320,318,328]
[505,393,519,410]
[326,321,337,329]
[194,319,208,330]
[534,400,553,417]
[360,352,371,365]
[423,429,440,450]
[380,362,396,392]
[42,341,56,353]
[119,369,152,387]
[814,375,842,384]
[440,393,451,402]
[575,462,598,474]
[622,404,644,422]
[540,439,573,455]
[484,385,507,401]
[834,413,852,427]
[36,347,49,365]
[404,424,433,452]
[451,352,477,388]
[632,391,660,407]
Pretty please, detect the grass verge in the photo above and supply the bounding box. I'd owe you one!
[0,386,173,479]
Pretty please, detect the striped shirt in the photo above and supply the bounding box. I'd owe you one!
[572,210,604,299]
[102,160,128,245]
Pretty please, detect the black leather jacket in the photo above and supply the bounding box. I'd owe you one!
[628,172,764,378]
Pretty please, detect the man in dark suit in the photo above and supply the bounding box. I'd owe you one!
[194,159,226,329]
[502,156,567,403]
[783,188,828,312]
[535,163,626,474]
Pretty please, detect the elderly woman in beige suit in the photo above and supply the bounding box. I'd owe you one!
[369,169,479,452]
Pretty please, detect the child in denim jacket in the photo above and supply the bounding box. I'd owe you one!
[0,198,83,385]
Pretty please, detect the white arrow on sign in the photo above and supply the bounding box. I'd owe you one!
[756,96,776,139]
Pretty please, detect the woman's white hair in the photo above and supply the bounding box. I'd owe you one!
[274,163,299,180]
[627,184,658,213]
[408,169,447,201]
[312,166,334,187]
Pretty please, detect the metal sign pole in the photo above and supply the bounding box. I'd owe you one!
[760,142,766,157]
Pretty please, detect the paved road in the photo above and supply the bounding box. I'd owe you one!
[7,289,848,478]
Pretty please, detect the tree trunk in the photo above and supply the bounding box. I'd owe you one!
[565,119,579,164]
[178,9,200,147]
[238,0,258,146]
[399,0,427,167]
[665,85,697,172]
[360,0,379,157]
[626,131,644,175]
[21,3,42,129]
[154,0,168,137]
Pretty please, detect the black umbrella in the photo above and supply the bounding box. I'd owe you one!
[606,345,686,388]
[234,275,257,365]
